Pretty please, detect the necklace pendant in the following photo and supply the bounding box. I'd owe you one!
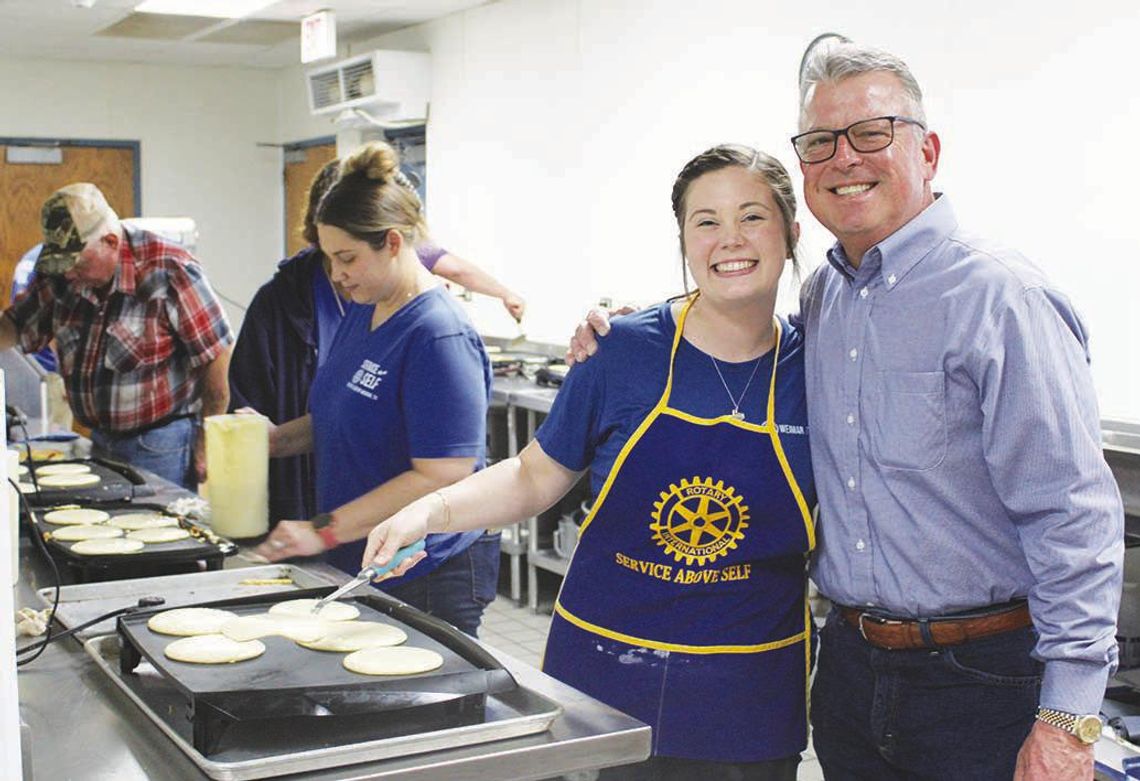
[730,409,745,421]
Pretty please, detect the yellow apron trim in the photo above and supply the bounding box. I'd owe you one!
[803,580,813,722]
[659,407,772,433]
[765,319,782,427]
[555,601,808,655]
[578,293,814,561]
[770,423,816,550]
[576,294,696,538]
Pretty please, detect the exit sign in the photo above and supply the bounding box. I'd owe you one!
[301,9,336,64]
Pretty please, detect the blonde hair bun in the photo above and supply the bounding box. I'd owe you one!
[342,141,401,184]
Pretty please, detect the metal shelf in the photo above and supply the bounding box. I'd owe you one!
[529,548,569,578]
[1104,418,1140,455]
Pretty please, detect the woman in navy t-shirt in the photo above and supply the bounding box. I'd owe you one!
[254,141,497,637]
[361,145,818,780]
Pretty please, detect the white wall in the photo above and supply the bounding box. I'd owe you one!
[277,0,1140,420]
[0,57,283,333]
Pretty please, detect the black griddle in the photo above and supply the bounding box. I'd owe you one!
[20,456,154,506]
[535,363,570,387]
[117,588,516,756]
[33,501,236,582]
[489,351,555,377]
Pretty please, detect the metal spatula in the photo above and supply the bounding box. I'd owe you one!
[507,317,527,349]
[309,539,426,614]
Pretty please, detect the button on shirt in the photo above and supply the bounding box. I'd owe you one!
[798,195,1124,714]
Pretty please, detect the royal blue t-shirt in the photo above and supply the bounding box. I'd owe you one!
[536,303,813,501]
[309,285,492,580]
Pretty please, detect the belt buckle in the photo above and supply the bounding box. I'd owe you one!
[857,612,903,643]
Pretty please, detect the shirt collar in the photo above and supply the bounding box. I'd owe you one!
[113,232,138,297]
[825,193,957,290]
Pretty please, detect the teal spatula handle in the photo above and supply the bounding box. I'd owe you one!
[360,539,426,580]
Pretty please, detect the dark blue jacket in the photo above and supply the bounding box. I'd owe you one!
[228,246,321,527]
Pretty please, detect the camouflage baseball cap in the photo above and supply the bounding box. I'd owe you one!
[36,183,119,275]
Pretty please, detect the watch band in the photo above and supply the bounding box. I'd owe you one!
[310,512,334,529]
[1035,707,1102,745]
[315,523,338,551]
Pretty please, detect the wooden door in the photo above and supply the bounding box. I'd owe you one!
[283,142,336,258]
[0,143,137,304]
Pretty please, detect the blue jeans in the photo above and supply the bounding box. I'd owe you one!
[811,607,1041,780]
[383,532,501,637]
[90,417,195,491]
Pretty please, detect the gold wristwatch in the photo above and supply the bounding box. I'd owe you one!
[1035,707,1102,744]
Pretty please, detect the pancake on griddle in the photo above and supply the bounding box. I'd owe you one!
[43,508,111,525]
[126,527,191,544]
[164,634,266,664]
[147,607,239,637]
[343,646,444,676]
[269,598,360,621]
[71,538,145,555]
[51,524,124,541]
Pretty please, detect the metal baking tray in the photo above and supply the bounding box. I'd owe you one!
[84,632,563,781]
[37,564,338,638]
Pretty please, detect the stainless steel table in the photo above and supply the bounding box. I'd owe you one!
[14,537,650,780]
[491,376,548,604]
[507,387,564,613]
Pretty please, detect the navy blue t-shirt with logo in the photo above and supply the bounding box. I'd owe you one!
[536,303,813,500]
[309,285,492,581]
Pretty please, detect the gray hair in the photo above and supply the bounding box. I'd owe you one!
[798,42,926,130]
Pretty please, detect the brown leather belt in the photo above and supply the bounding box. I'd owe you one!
[840,603,1031,650]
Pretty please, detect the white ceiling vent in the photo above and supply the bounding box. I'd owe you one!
[306,50,430,120]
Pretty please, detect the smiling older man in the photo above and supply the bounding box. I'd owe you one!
[794,43,1123,781]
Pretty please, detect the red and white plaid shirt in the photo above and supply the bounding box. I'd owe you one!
[7,228,233,433]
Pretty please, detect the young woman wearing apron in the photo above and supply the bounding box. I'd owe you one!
[362,145,817,779]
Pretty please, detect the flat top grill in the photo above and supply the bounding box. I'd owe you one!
[116,587,517,756]
[32,501,235,578]
[20,457,153,505]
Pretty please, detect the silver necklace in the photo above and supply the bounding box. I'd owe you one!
[324,265,346,319]
[709,353,765,420]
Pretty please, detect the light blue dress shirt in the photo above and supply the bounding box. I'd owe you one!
[799,194,1124,714]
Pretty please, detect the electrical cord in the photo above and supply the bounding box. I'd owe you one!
[16,596,165,658]
[9,414,42,495]
[10,472,60,667]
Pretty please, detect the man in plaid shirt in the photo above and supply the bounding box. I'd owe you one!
[0,183,233,489]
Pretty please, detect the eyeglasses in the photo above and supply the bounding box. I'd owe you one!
[790,115,927,164]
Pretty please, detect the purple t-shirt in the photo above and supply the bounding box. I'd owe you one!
[416,242,447,271]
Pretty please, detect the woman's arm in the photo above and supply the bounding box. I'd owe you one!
[432,253,526,321]
[253,455,473,560]
[323,455,478,545]
[269,414,314,458]
[362,440,580,573]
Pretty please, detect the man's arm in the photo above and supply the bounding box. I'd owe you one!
[431,253,526,322]
[193,345,232,482]
[977,289,1123,779]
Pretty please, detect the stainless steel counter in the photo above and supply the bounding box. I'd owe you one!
[14,532,649,780]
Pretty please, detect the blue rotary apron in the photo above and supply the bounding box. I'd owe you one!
[543,296,815,762]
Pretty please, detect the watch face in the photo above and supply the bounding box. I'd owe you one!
[1075,715,1102,744]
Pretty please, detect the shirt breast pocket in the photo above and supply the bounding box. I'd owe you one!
[868,370,946,471]
[105,315,173,373]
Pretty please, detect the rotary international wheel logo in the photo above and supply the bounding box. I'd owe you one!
[650,477,749,566]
